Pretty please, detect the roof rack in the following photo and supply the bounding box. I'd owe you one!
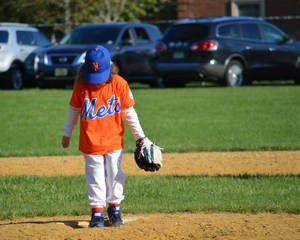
[0,22,32,27]
[176,16,260,24]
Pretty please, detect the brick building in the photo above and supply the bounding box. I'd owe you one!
[177,0,300,39]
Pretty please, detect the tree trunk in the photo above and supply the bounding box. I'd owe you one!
[64,0,72,34]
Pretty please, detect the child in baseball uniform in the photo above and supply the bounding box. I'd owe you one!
[61,45,146,227]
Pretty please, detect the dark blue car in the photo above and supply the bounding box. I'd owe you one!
[35,22,162,88]
[155,17,300,87]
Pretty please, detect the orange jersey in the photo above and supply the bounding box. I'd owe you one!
[70,75,135,155]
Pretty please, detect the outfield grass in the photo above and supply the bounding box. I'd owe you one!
[0,175,299,219]
[0,86,300,156]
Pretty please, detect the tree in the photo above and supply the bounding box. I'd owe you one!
[121,0,176,22]
[75,0,127,23]
[0,0,176,36]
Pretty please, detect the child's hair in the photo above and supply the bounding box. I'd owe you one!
[75,62,119,85]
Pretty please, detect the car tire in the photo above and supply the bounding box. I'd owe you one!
[150,77,165,88]
[224,60,245,87]
[7,64,23,90]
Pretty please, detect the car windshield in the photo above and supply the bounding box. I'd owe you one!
[32,31,51,47]
[163,23,209,42]
[59,27,120,45]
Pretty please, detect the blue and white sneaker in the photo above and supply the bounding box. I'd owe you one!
[89,211,105,227]
[107,206,124,227]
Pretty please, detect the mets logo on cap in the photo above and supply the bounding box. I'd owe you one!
[84,45,111,84]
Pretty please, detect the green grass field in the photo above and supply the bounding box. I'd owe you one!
[0,85,299,220]
[0,175,299,219]
[0,86,300,156]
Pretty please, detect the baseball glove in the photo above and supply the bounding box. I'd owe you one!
[134,137,163,172]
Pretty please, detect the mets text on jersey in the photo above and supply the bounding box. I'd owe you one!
[82,95,121,120]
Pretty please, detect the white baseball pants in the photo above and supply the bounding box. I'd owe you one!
[83,150,126,208]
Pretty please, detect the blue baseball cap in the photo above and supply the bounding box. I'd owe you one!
[84,45,111,84]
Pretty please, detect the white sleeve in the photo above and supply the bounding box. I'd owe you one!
[122,106,145,141]
[63,106,81,137]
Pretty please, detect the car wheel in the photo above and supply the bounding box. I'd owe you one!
[7,64,23,90]
[224,60,244,87]
[150,77,165,88]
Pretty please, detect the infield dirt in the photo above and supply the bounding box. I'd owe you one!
[1,151,300,240]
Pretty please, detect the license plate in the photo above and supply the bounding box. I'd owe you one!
[55,68,68,76]
[173,51,184,59]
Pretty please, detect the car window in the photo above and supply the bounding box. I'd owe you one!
[241,23,262,40]
[134,27,150,41]
[0,30,9,43]
[121,28,134,45]
[144,26,161,41]
[218,24,240,38]
[32,31,51,47]
[17,31,36,45]
[260,24,286,42]
[60,27,120,45]
[163,24,209,42]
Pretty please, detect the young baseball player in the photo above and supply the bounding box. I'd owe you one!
[61,45,146,227]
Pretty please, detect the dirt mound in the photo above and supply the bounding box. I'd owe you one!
[1,213,300,240]
[0,151,300,240]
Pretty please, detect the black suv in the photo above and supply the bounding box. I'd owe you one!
[155,17,300,87]
[35,22,162,88]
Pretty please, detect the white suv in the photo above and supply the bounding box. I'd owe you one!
[0,23,50,89]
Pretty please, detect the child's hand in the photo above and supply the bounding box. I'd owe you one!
[62,136,71,148]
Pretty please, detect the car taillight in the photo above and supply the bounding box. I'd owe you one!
[155,41,166,51]
[191,40,217,51]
